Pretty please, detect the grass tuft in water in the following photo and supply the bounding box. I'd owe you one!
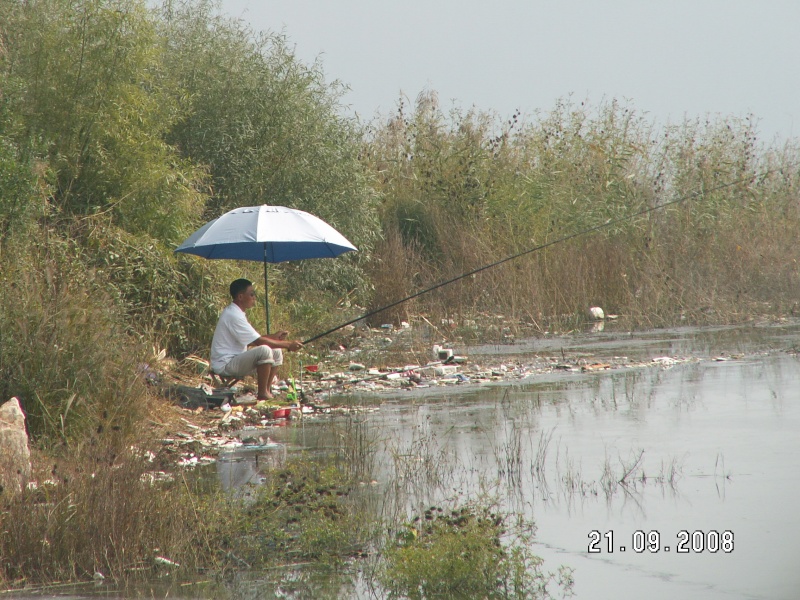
[381,501,573,599]
[217,459,374,569]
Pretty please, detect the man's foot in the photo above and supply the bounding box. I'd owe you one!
[257,393,274,401]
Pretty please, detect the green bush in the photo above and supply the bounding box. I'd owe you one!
[225,460,370,565]
[381,503,572,599]
[161,0,378,303]
[1,0,206,242]
[82,222,232,355]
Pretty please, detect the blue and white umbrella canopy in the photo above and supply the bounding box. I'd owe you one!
[175,205,357,332]
[175,205,357,263]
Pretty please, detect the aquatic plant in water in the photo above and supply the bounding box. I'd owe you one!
[381,502,573,599]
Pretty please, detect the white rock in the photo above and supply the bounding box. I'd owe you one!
[0,397,31,495]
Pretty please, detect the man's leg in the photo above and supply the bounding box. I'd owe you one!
[256,362,274,399]
[221,346,277,399]
[256,348,283,399]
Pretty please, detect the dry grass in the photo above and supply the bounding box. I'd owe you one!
[0,438,218,587]
[364,96,800,329]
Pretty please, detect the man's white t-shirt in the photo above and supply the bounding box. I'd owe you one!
[210,303,260,372]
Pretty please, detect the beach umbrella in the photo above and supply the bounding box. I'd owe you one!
[175,205,357,332]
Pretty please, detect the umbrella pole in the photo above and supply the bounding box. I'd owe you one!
[263,244,271,334]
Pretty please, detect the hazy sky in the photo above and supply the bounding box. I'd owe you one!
[219,0,799,143]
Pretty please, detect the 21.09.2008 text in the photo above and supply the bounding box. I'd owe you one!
[588,530,734,553]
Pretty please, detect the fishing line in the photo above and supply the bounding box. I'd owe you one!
[302,169,777,345]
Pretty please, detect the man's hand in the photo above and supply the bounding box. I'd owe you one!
[253,334,301,351]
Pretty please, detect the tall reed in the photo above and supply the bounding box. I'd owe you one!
[363,94,800,328]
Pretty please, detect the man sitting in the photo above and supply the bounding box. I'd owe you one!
[210,278,303,400]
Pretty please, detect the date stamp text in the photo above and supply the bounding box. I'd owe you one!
[588,530,734,554]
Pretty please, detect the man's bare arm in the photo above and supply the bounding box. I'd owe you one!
[250,333,302,352]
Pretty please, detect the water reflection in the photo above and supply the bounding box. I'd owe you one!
[216,446,286,492]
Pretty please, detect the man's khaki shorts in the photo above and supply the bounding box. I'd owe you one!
[220,346,283,377]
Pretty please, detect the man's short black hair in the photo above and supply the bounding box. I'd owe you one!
[230,278,253,299]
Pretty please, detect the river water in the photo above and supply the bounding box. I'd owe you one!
[11,322,800,599]
[358,322,800,599]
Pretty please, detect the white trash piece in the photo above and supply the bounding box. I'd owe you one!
[433,345,454,361]
[434,365,459,377]
[154,556,181,568]
[587,306,605,320]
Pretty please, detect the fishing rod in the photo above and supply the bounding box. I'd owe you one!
[302,170,770,346]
